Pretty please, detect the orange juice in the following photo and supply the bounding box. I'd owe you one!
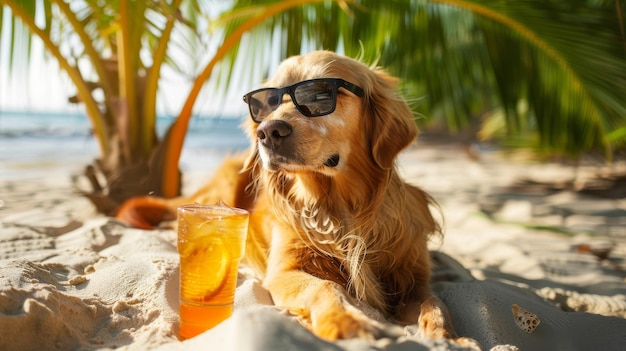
[177,204,249,340]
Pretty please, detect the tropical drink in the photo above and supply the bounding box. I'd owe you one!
[177,203,249,340]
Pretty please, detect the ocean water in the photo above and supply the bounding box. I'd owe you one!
[0,110,250,179]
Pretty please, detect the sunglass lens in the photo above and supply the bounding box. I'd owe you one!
[249,89,282,121]
[247,96,263,119]
[293,81,335,116]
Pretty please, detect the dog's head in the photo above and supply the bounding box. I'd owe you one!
[243,50,418,180]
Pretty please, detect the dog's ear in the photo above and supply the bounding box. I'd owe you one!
[366,69,418,169]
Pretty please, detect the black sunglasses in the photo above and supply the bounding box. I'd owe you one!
[242,78,365,123]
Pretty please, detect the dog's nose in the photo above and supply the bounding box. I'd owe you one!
[256,120,292,148]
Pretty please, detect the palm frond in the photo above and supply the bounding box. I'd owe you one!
[213,0,355,93]
[483,0,623,157]
[218,0,626,159]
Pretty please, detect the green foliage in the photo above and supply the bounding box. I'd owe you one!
[221,0,626,160]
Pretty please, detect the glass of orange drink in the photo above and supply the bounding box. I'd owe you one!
[177,203,249,340]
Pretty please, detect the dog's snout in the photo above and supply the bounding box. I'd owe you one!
[256,120,292,148]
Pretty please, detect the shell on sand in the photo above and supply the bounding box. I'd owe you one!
[511,304,541,334]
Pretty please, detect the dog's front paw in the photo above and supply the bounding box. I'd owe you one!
[417,296,481,349]
[417,297,454,340]
[311,306,385,340]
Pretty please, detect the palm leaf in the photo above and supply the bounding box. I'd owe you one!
[218,0,626,159]
[462,0,624,156]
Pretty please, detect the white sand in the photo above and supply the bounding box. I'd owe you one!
[1,143,625,350]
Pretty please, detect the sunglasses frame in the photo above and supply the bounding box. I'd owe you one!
[242,78,365,123]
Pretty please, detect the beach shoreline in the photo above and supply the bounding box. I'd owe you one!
[1,142,625,350]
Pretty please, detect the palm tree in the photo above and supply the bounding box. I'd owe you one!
[222,0,626,160]
[0,0,327,214]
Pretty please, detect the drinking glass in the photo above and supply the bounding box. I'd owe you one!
[177,203,249,340]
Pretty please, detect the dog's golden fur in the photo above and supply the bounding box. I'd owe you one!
[117,51,473,344]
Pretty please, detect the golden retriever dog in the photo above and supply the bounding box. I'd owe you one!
[117,50,474,345]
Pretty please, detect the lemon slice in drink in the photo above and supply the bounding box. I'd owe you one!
[183,237,231,302]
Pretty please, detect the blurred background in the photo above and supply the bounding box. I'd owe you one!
[1,0,625,212]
